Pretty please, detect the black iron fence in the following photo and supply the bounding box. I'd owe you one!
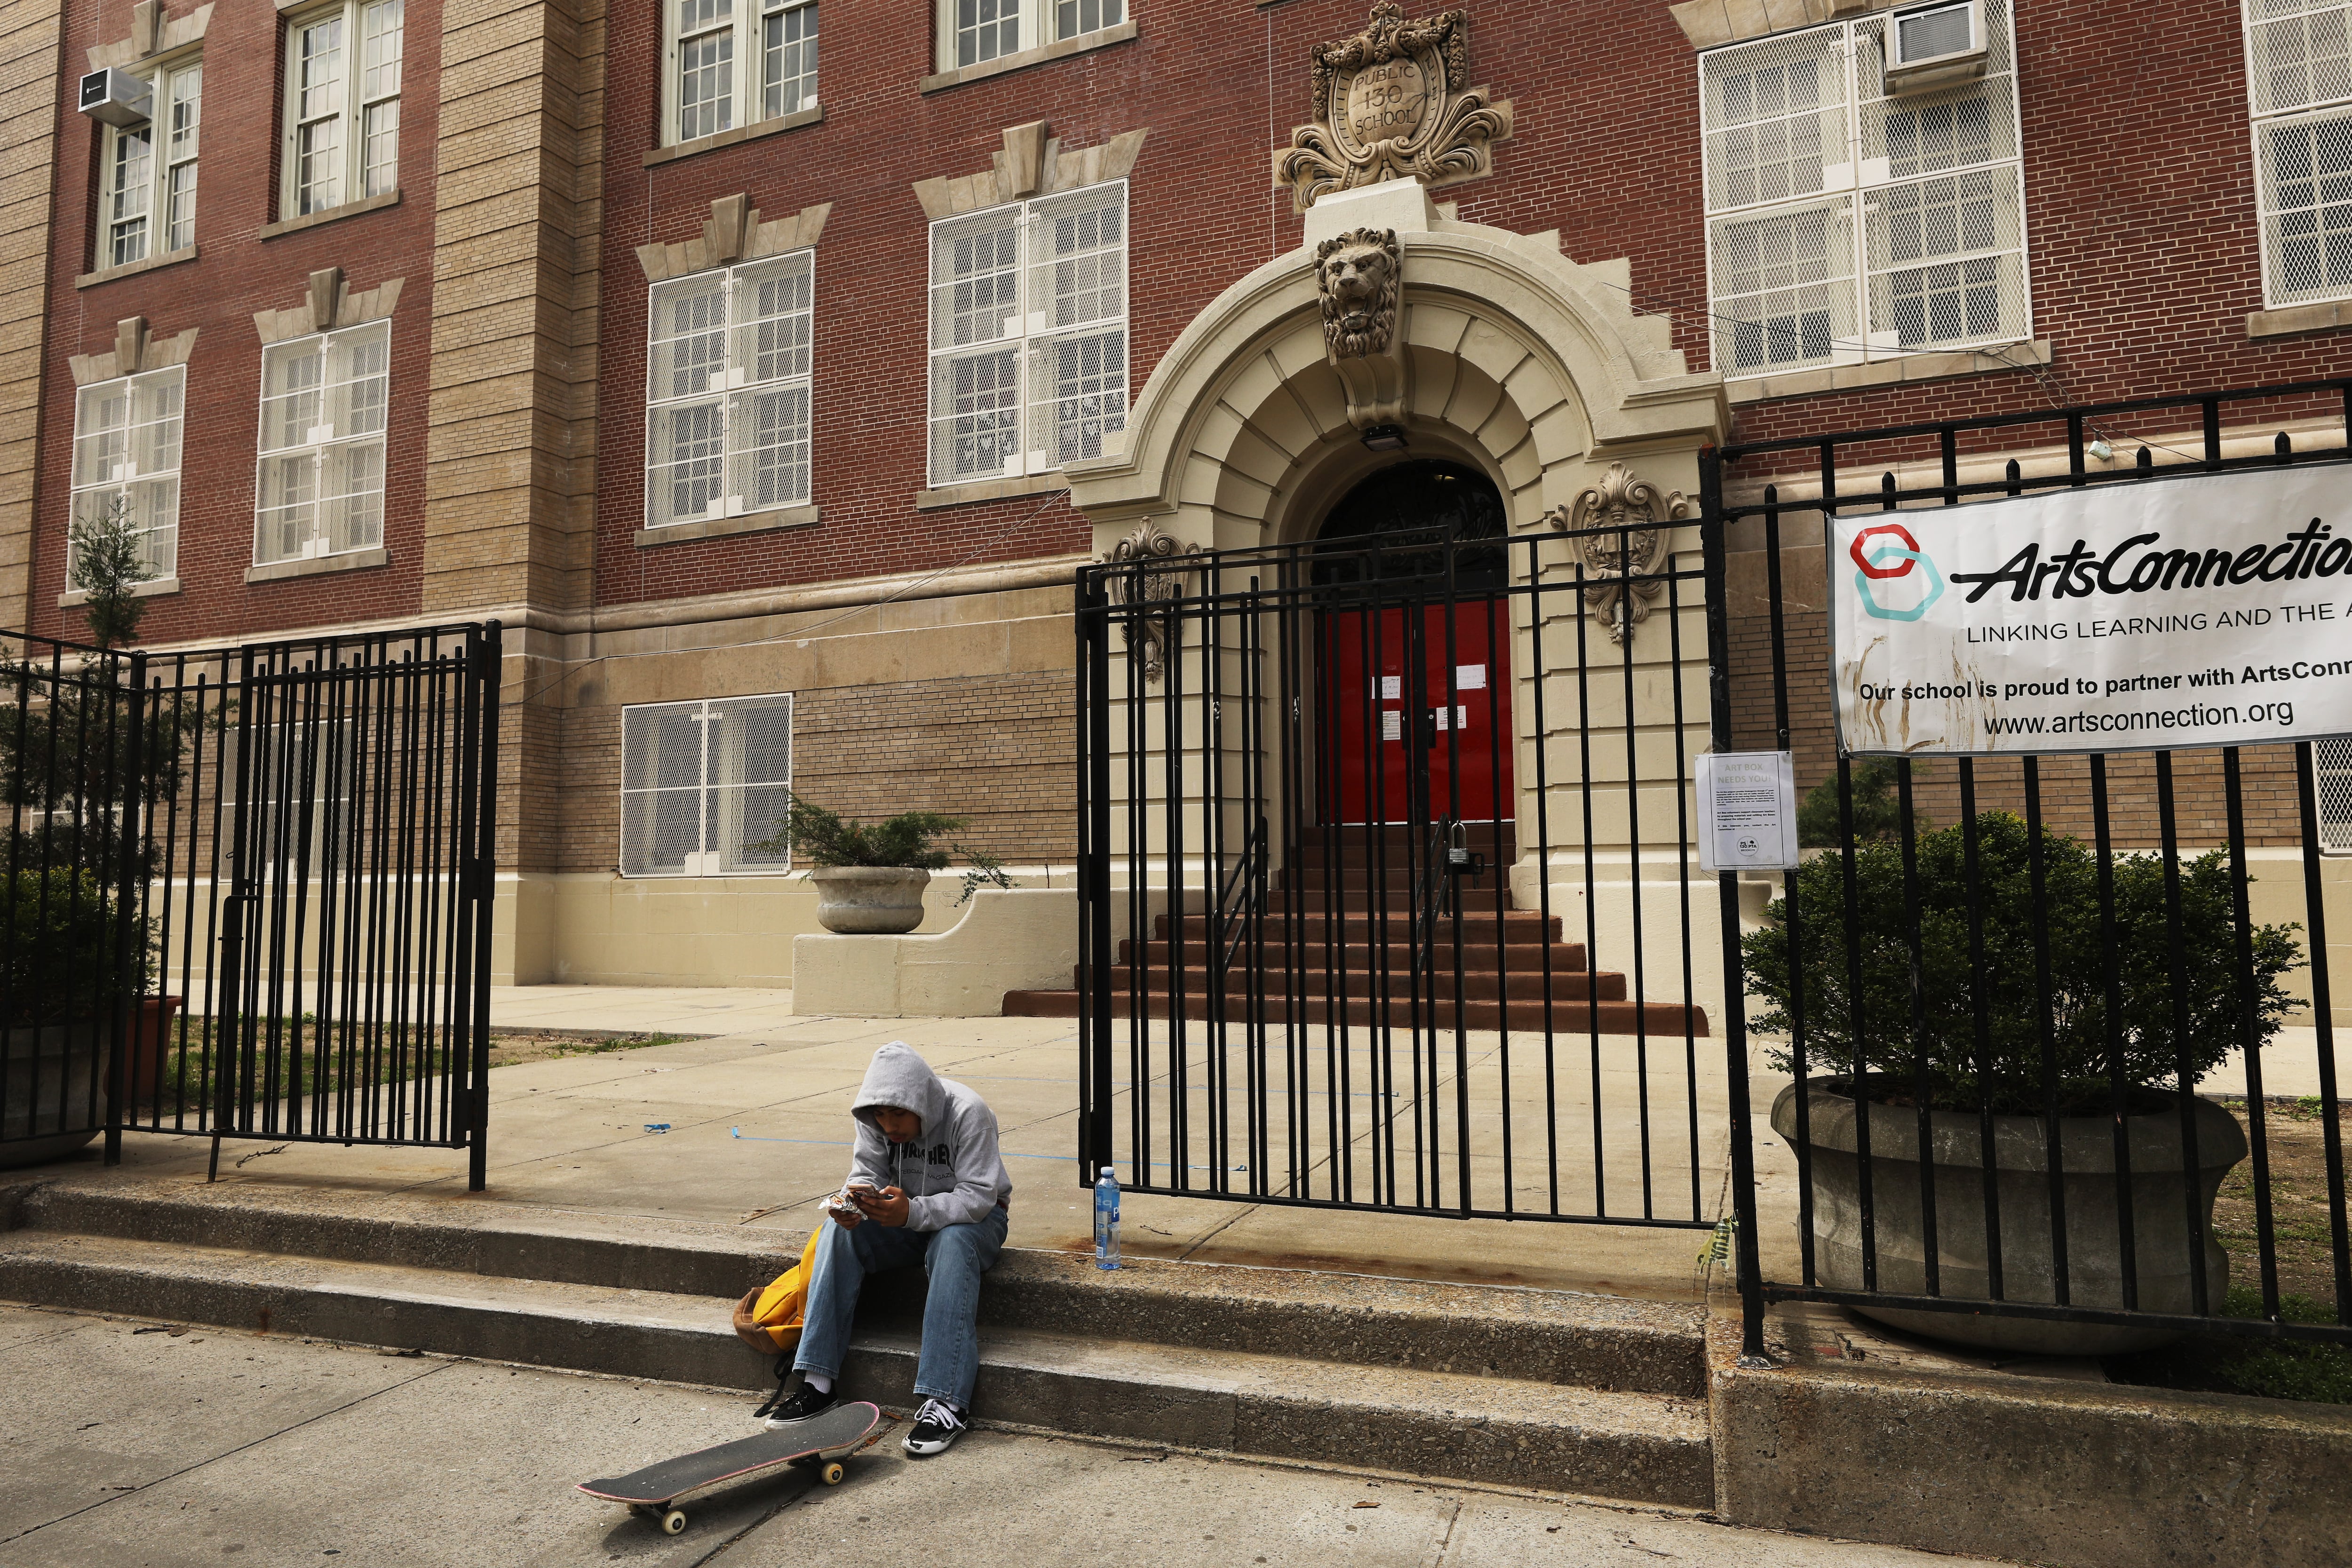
[0,623,501,1188]
[1707,379,2352,1357]
[1075,519,1721,1228]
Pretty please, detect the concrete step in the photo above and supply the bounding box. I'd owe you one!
[1103,965,1631,1003]
[0,1227,1711,1504]
[0,1180,1706,1395]
[1158,911,1565,942]
[1114,939,1592,972]
[1004,987,1707,1036]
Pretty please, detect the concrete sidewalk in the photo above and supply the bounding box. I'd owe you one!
[0,1303,2000,1568]
[50,983,2341,1303]
[72,1004,1764,1301]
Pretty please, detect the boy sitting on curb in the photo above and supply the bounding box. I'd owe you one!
[756,1041,1012,1457]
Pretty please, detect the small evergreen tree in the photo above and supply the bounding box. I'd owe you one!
[1796,756,1928,847]
[66,493,155,651]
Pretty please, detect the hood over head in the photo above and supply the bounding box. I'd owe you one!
[851,1042,945,1138]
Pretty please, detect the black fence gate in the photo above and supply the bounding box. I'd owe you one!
[0,623,502,1188]
[1074,518,1721,1230]
[1705,380,2351,1359]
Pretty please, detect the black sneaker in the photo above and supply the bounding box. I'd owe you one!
[902,1397,969,1457]
[758,1372,838,1428]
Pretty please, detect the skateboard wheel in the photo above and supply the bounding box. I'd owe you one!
[821,1462,845,1486]
[660,1510,687,1536]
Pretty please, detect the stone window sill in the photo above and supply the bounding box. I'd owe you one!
[259,190,401,241]
[77,246,198,290]
[245,546,388,584]
[914,472,1068,511]
[1724,339,2052,405]
[60,575,179,607]
[920,21,1137,94]
[643,104,824,168]
[2247,299,2352,339]
[635,505,820,547]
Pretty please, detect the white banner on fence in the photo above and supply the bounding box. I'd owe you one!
[1829,464,2352,755]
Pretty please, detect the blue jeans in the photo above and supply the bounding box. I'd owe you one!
[793,1205,1007,1409]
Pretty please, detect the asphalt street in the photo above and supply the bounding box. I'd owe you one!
[0,1303,2012,1568]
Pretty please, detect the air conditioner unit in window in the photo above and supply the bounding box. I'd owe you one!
[1883,0,1988,97]
[78,67,151,127]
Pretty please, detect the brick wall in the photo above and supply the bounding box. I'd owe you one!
[553,668,1077,874]
[32,0,439,646]
[592,0,1711,610]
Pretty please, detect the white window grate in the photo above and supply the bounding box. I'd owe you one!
[620,694,794,877]
[665,0,817,145]
[281,0,403,218]
[1699,0,2029,378]
[2320,735,2352,854]
[644,251,815,528]
[70,366,184,581]
[2247,4,2352,306]
[100,58,201,268]
[926,181,1126,488]
[253,321,390,566]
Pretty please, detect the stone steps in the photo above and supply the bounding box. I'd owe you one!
[0,1178,1712,1504]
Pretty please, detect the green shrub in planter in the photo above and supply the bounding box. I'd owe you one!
[749,791,1014,906]
[1741,811,2302,1115]
[3,868,153,1029]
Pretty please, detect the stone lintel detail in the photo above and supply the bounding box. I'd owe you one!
[913,124,1150,221]
[69,317,200,387]
[1667,0,1892,50]
[638,200,832,284]
[254,268,405,345]
[88,1,214,71]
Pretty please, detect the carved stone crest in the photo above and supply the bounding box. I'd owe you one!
[1317,228,1400,360]
[1274,3,1514,215]
[1104,517,1198,683]
[1547,464,1691,647]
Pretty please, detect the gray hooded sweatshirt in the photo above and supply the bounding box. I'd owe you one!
[847,1042,1012,1231]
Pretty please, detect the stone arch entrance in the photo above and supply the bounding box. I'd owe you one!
[1067,177,1731,868]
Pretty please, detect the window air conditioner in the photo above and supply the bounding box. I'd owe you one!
[78,67,152,127]
[1883,1,1988,97]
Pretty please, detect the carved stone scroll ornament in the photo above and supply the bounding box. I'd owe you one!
[1316,227,1408,429]
[1104,517,1199,683]
[1547,464,1692,647]
[1273,3,1514,215]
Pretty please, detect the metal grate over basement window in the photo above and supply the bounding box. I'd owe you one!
[619,693,794,877]
[2319,735,2352,853]
[1698,0,2030,379]
[2244,1,2352,308]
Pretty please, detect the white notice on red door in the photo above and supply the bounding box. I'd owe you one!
[1697,751,1799,873]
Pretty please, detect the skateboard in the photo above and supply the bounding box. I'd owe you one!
[578,1400,884,1536]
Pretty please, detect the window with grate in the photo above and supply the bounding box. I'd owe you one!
[620,694,794,877]
[938,0,1121,72]
[2320,735,2352,853]
[254,321,390,566]
[71,366,183,581]
[1699,0,2028,378]
[2245,2,2352,307]
[644,252,815,528]
[926,181,1126,487]
[98,58,201,269]
[279,0,403,218]
[665,0,818,145]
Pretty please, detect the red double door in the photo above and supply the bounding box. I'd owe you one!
[1320,598,1515,824]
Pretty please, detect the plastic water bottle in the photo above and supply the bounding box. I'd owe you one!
[1094,1165,1120,1270]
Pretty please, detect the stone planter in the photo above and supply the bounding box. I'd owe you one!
[0,1019,110,1169]
[808,867,931,934]
[1771,1075,2247,1355]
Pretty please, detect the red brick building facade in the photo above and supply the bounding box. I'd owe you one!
[5,0,2346,986]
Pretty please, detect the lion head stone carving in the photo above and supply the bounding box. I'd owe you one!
[1315,226,1400,360]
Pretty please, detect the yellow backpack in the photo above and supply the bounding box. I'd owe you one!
[731,1228,824,1354]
